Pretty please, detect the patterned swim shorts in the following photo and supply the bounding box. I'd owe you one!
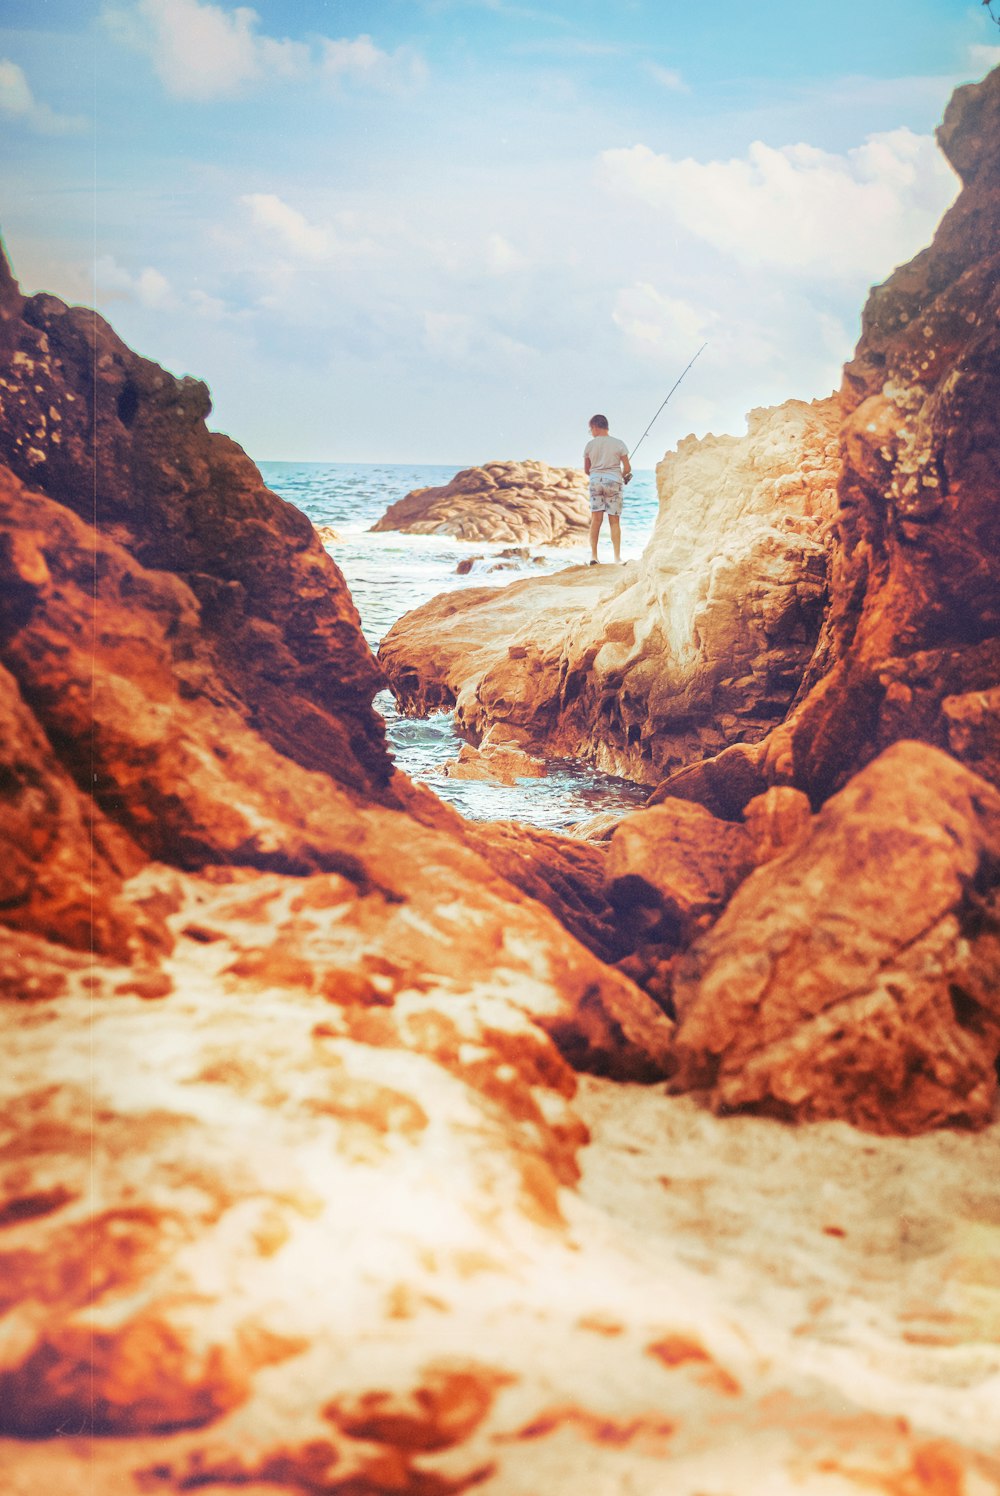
[589,473,624,516]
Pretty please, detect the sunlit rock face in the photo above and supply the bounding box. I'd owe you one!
[370,459,591,545]
[380,397,842,785]
[670,64,1000,813]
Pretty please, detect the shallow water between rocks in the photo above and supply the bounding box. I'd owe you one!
[261,459,658,830]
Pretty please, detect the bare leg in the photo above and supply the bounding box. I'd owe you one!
[609,515,622,563]
[589,511,603,562]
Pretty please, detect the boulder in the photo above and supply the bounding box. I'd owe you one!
[379,398,843,784]
[443,740,547,784]
[371,459,591,545]
[670,742,1000,1133]
[606,799,755,943]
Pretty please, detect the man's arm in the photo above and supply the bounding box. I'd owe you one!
[584,454,591,474]
[621,447,632,483]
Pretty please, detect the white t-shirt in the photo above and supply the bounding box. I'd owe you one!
[585,434,628,475]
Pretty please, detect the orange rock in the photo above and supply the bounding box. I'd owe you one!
[670,742,1000,1132]
[741,785,813,865]
[0,254,391,800]
[681,65,1000,814]
[325,1360,512,1451]
[606,798,755,940]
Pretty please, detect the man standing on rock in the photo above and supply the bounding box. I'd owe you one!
[583,414,631,564]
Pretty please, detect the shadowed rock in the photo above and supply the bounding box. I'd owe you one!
[0,253,392,797]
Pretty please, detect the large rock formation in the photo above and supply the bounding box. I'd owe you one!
[662,65,1000,815]
[379,398,842,784]
[370,459,591,545]
[0,252,392,800]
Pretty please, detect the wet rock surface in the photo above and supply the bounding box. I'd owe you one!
[371,459,591,545]
[379,397,842,785]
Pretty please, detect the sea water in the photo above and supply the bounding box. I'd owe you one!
[259,461,659,831]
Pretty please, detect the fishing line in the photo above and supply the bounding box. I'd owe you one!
[628,342,707,464]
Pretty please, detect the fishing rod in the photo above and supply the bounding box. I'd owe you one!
[628,342,707,466]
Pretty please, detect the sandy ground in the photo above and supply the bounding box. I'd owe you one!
[566,1078,1000,1483]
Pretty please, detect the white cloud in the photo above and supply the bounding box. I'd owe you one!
[612,284,711,360]
[103,1,425,100]
[322,35,427,91]
[242,193,329,259]
[646,63,688,93]
[95,255,173,307]
[105,0,307,99]
[422,308,534,367]
[485,233,527,274]
[600,127,958,281]
[0,58,86,134]
[967,43,1000,73]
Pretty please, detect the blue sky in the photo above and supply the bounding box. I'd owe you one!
[2,1,998,464]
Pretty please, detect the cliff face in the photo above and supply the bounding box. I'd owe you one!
[791,71,1000,798]
[380,397,842,784]
[667,66,1000,814]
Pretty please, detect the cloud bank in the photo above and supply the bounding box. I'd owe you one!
[600,128,958,280]
[102,0,426,100]
[0,58,86,134]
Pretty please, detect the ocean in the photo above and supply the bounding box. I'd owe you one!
[259,461,660,831]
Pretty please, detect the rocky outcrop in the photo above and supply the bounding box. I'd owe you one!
[379,398,842,784]
[661,65,1000,815]
[670,742,1000,1132]
[0,252,391,799]
[370,459,591,545]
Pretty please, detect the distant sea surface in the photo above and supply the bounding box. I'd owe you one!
[260,461,660,830]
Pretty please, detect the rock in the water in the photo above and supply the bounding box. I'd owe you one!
[670,742,1000,1133]
[379,398,842,784]
[443,740,547,784]
[371,459,591,545]
[315,522,341,545]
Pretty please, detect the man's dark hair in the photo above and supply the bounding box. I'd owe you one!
[589,414,609,430]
